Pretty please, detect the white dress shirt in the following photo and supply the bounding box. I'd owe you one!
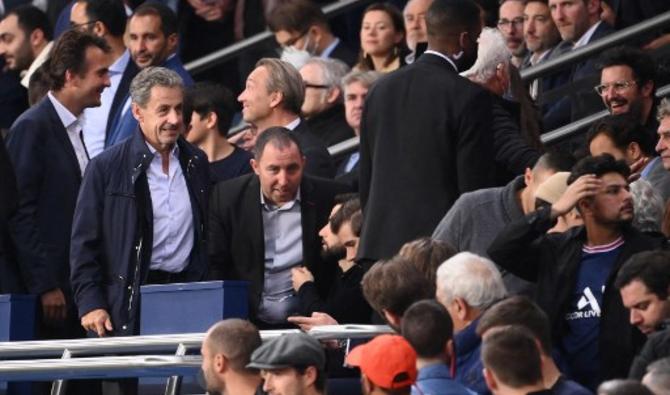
[573,21,602,49]
[47,91,89,175]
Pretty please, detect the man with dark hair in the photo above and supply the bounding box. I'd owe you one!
[358,0,496,264]
[70,0,138,158]
[201,319,263,395]
[235,58,335,178]
[595,46,659,141]
[362,256,434,331]
[0,4,52,87]
[489,154,668,389]
[248,332,327,395]
[476,296,591,395]
[433,151,575,295]
[481,326,548,395]
[70,67,209,340]
[106,2,194,148]
[401,300,474,395]
[6,29,110,340]
[498,0,527,67]
[184,82,253,184]
[209,127,347,327]
[588,114,670,201]
[615,251,670,335]
[346,334,418,395]
[267,0,356,68]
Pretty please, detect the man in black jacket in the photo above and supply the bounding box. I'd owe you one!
[488,154,668,390]
[70,67,210,338]
[209,128,347,328]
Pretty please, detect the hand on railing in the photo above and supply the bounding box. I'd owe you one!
[40,288,67,324]
[81,309,114,337]
[287,312,338,332]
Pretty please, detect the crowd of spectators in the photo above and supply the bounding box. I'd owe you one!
[1,0,670,394]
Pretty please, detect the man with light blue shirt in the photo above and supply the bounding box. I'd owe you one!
[209,127,348,328]
[106,2,194,148]
[70,67,209,338]
[70,0,137,158]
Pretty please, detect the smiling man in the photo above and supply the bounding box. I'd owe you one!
[489,154,668,390]
[70,67,210,339]
[209,127,347,328]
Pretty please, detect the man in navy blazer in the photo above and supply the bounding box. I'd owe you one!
[5,30,111,339]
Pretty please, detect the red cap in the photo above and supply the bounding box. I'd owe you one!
[346,334,417,389]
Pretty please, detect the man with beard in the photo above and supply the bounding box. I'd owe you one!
[200,319,263,395]
[358,0,496,264]
[488,154,668,390]
[291,196,371,324]
[498,0,527,67]
[596,47,659,143]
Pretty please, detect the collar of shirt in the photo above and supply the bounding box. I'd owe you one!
[641,156,660,179]
[145,140,180,161]
[22,41,53,88]
[260,186,301,211]
[320,37,340,59]
[284,117,301,131]
[573,21,602,49]
[423,50,458,72]
[47,91,80,130]
[530,48,551,66]
[110,49,131,75]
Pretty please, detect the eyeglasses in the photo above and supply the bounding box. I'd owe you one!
[304,83,330,89]
[281,31,308,49]
[594,80,637,96]
[497,17,524,30]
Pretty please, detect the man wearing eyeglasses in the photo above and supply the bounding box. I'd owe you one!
[70,0,138,159]
[595,46,658,143]
[498,0,527,68]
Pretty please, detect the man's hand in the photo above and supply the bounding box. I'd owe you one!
[81,309,113,337]
[187,0,232,22]
[40,288,67,323]
[228,128,257,151]
[287,312,338,331]
[551,174,601,219]
[291,266,315,291]
[628,157,650,183]
[643,34,670,51]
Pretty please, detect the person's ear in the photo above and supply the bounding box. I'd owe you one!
[445,339,454,361]
[269,91,283,109]
[166,33,178,54]
[251,158,260,175]
[363,374,374,393]
[483,367,499,392]
[382,309,402,330]
[205,112,218,130]
[29,28,45,49]
[214,353,226,374]
[325,86,341,105]
[92,20,106,37]
[131,102,144,123]
[454,297,469,322]
[303,366,317,388]
[640,80,654,98]
[524,167,533,187]
[458,31,469,51]
[626,142,642,162]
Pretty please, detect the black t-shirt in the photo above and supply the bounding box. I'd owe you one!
[209,146,253,185]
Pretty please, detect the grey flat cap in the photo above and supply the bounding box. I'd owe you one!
[247,333,325,370]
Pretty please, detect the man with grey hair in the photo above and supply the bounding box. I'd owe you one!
[236,57,334,178]
[403,0,433,63]
[435,251,507,393]
[655,98,670,172]
[300,57,354,147]
[70,66,210,338]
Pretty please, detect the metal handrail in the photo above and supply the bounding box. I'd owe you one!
[328,135,359,156]
[184,0,373,75]
[520,10,670,82]
[0,325,392,359]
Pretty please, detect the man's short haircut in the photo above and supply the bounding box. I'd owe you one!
[481,325,543,389]
[303,57,350,94]
[597,379,654,395]
[330,197,361,234]
[131,2,177,38]
[341,70,382,92]
[401,300,454,359]
[461,27,510,84]
[436,252,507,310]
[426,0,481,39]
[256,58,305,116]
[47,29,110,91]
[130,66,183,108]
[398,238,456,296]
[78,0,127,37]
[184,82,237,136]
[362,256,434,317]
[5,5,53,41]
[253,127,304,160]
[658,97,670,122]
[614,251,670,299]
[597,46,656,93]
[586,114,656,157]
[206,319,262,372]
[533,149,575,173]
[267,0,329,34]
[645,357,670,394]
[567,154,630,185]
[476,296,553,354]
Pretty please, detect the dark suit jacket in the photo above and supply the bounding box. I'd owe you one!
[208,174,348,319]
[292,119,336,178]
[358,53,497,261]
[105,59,139,139]
[305,104,355,147]
[5,97,82,296]
[0,139,21,294]
[329,40,357,68]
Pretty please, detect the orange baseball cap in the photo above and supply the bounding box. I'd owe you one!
[345,334,417,389]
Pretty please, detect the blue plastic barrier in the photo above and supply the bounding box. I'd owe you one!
[0,294,36,395]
